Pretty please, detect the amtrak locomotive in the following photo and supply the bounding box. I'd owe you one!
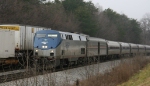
[33,30,150,68]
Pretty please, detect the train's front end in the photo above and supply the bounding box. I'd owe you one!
[34,30,62,61]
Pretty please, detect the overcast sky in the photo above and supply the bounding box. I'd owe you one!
[84,0,150,20]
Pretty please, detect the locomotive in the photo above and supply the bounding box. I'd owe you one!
[33,29,150,68]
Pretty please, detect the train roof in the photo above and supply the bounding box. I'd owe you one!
[88,37,106,42]
[59,31,88,37]
[107,40,119,43]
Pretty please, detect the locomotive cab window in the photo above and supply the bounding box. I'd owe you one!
[66,35,73,40]
[79,36,81,41]
[61,34,63,38]
[69,35,73,40]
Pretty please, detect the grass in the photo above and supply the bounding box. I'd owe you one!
[73,56,150,86]
[118,63,150,86]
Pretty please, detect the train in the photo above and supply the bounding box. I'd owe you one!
[0,24,150,68]
[33,29,150,69]
[0,24,49,66]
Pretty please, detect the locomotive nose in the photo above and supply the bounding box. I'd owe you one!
[34,48,56,58]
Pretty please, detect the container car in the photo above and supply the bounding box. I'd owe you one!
[0,24,48,65]
[0,30,16,64]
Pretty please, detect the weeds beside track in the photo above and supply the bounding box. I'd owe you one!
[73,56,150,86]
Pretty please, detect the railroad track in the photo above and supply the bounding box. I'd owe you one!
[0,57,121,83]
[0,69,29,83]
[0,63,88,83]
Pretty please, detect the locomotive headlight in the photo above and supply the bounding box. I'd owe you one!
[45,46,48,48]
[35,50,38,52]
[50,50,54,53]
[42,46,48,48]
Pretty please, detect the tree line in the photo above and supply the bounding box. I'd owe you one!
[0,0,149,44]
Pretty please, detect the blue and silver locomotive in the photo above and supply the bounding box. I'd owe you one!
[34,30,87,68]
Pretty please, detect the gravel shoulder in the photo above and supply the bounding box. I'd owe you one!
[0,58,130,86]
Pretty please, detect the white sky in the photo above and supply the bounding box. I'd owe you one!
[85,0,150,20]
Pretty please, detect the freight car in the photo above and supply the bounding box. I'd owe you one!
[0,24,49,66]
[33,29,150,68]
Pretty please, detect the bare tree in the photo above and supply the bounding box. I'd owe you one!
[140,13,150,44]
[95,12,119,41]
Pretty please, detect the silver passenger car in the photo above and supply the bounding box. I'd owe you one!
[129,43,138,56]
[87,37,107,57]
[138,44,146,55]
[119,42,130,55]
[145,45,150,55]
[107,41,120,56]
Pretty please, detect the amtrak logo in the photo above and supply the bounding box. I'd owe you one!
[41,39,48,44]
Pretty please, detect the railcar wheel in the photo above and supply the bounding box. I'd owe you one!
[59,59,67,69]
[77,57,84,65]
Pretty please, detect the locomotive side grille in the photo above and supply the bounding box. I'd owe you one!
[81,48,85,54]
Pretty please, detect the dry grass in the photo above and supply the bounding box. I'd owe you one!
[119,63,150,86]
[73,56,150,86]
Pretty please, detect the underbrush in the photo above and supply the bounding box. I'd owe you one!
[74,56,150,86]
[119,63,150,86]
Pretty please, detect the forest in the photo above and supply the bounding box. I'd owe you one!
[0,0,150,44]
